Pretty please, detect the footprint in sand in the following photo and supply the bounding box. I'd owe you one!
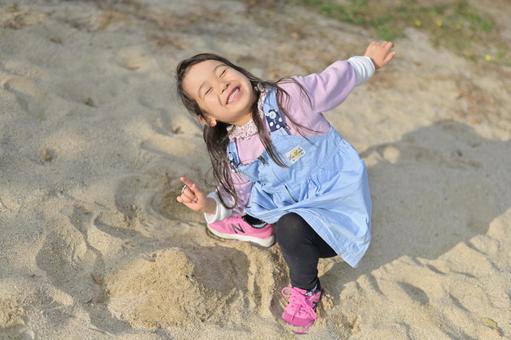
[35,204,132,333]
[148,172,212,225]
[3,76,47,118]
[115,46,158,72]
[113,174,207,228]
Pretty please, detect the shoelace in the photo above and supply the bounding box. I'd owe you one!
[281,286,318,321]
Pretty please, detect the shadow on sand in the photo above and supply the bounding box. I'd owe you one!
[320,120,510,298]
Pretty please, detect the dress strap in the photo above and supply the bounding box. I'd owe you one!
[262,87,291,135]
[227,139,241,172]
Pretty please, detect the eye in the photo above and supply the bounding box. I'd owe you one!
[220,69,226,77]
[205,88,212,95]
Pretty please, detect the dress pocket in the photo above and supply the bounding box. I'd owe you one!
[308,152,344,195]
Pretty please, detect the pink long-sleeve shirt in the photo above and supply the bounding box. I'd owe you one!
[205,56,375,223]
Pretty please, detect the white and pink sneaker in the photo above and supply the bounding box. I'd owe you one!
[206,215,275,248]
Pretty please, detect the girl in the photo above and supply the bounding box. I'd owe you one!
[175,41,395,333]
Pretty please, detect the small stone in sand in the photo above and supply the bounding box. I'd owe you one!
[83,97,96,107]
[39,148,55,163]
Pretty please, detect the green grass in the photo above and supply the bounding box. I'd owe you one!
[288,0,510,65]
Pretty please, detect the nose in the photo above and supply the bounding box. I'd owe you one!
[220,81,230,94]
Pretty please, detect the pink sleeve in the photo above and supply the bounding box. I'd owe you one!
[291,60,357,114]
[216,168,253,216]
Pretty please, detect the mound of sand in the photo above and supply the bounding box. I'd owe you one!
[105,247,249,329]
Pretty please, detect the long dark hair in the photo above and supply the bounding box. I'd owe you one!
[176,53,318,210]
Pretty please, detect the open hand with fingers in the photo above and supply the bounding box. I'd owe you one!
[176,176,216,214]
[364,41,396,69]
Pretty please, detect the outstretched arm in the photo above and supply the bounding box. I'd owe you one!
[292,59,358,114]
[291,40,395,114]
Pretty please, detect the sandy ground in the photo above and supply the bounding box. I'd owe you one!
[0,0,510,339]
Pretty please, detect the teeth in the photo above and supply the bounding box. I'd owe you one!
[228,87,239,104]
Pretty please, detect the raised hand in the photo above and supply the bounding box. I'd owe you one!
[364,41,396,69]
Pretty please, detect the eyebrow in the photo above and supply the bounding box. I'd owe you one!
[197,63,226,99]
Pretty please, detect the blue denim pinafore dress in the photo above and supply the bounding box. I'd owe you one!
[227,87,372,268]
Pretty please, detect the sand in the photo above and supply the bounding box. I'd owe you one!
[0,0,510,339]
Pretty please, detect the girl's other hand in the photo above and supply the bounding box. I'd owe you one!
[364,41,395,69]
[176,176,207,212]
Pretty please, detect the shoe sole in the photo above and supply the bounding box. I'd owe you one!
[278,316,315,335]
[206,224,275,248]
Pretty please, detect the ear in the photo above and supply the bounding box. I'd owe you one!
[197,115,217,127]
[197,115,206,126]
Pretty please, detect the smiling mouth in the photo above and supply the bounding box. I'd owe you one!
[226,86,241,104]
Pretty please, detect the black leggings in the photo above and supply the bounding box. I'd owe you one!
[274,212,337,290]
[244,213,337,290]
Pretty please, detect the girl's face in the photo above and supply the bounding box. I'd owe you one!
[182,60,256,127]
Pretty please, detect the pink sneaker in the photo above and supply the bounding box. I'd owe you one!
[281,285,322,334]
[207,215,275,248]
